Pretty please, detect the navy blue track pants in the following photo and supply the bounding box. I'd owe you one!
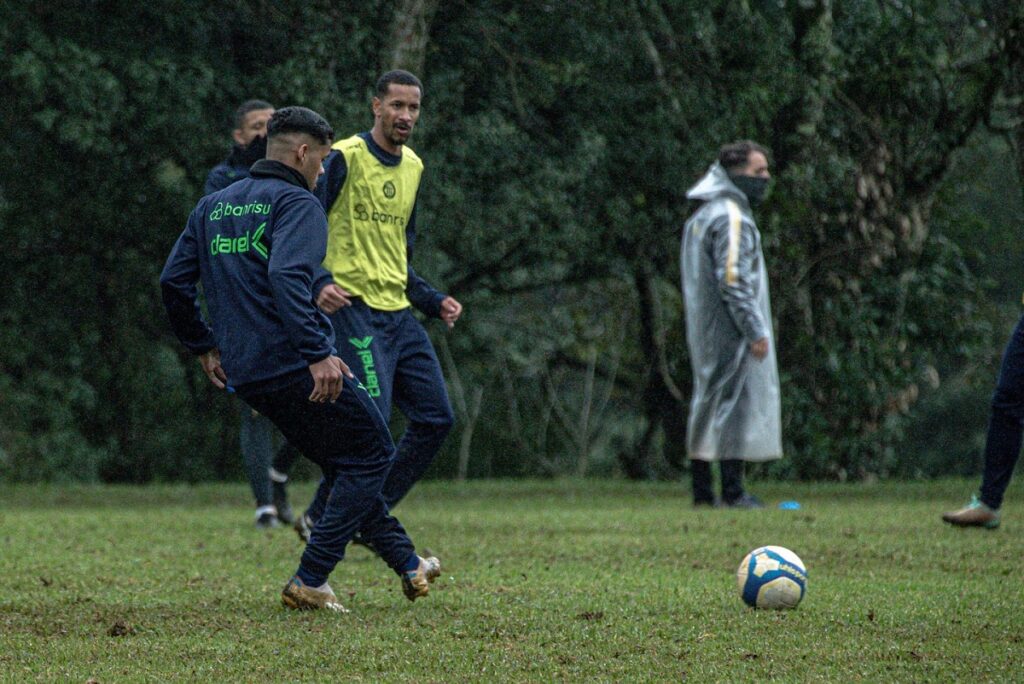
[239,372,415,581]
[980,314,1024,509]
[307,300,454,522]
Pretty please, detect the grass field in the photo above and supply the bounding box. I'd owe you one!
[1,478,1021,682]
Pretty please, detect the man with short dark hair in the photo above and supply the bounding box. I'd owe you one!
[204,98,303,530]
[294,70,461,541]
[680,140,782,508]
[162,106,440,611]
[205,100,276,195]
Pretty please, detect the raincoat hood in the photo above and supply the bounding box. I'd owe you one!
[686,162,750,208]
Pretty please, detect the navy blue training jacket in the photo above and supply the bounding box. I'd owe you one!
[161,160,336,390]
[204,159,250,195]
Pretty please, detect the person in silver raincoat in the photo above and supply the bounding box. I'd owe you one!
[680,140,782,508]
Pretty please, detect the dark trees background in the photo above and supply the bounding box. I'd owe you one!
[1,0,1023,482]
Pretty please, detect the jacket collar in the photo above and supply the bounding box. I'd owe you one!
[359,131,403,167]
[249,159,310,191]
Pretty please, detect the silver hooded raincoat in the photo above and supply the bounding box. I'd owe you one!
[680,162,782,462]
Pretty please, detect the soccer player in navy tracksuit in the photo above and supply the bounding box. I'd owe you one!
[204,98,304,530]
[161,107,440,611]
[294,70,462,542]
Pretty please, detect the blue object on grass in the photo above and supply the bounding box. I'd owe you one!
[778,500,801,510]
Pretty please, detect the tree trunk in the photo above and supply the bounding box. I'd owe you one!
[386,0,440,75]
[619,263,687,479]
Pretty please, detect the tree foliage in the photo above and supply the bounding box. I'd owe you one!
[1,0,1021,482]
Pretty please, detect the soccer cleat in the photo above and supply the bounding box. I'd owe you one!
[942,495,1000,529]
[281,575,349,612]
[723,493,765,509]
[293,512,313,543]
[401,555,441,601]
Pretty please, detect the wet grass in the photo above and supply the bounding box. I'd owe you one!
[0,478,1020,681]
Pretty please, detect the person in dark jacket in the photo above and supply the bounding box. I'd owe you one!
[162,106,441,611]
[204,99,275,195]
[205,98,303,529]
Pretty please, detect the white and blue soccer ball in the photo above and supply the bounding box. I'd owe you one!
[736,545,807,610]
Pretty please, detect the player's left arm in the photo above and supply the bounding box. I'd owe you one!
[266,196,338,363]
[160,208,226,388]
[404,198,461,325]
[160,207,217,355]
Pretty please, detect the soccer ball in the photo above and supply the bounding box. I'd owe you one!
[736,545,807,610]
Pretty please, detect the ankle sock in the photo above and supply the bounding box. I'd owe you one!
[296,566,327,588]
[255,504,277,519]
[400,554,420,573]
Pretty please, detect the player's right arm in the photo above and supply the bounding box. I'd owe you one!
[709,209,768,355]
[160,208,226,387]
[307,355,346,403]
[160,207,217,356]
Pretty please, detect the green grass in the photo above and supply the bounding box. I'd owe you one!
[0,478,1020,682]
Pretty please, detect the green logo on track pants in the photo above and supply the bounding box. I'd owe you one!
[349,337,380,397]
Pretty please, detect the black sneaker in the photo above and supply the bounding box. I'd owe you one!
[273,481,294,525]
[723,493,765,509]
[255,511,280,529]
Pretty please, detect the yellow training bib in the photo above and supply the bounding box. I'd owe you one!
[323,135,423,311]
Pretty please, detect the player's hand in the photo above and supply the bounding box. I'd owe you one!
[308,355,353,403]
[750,337,769,360]
[199,349,227,389]
[317,283,352,314]
[439,296,463,329]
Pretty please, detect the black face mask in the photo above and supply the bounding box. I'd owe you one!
[729,174,769,208]
[237,134,268,167]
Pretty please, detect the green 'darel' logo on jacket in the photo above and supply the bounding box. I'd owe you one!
[210,222,268,259]
[349,336,380,397]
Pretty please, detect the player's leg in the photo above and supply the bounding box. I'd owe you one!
[238,402,277,527]
[383,311,454,509]
[329,300,397,419]
[720,459,762,508]
[979,316,1024,509]
[242,374,435,609]
[690,459,716,507]
[945,314,1024,527]
[720,460,744,503]
[269,440,303,525]
[297,301,397,543]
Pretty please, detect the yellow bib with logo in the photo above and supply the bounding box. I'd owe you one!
[323,135,423,311]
